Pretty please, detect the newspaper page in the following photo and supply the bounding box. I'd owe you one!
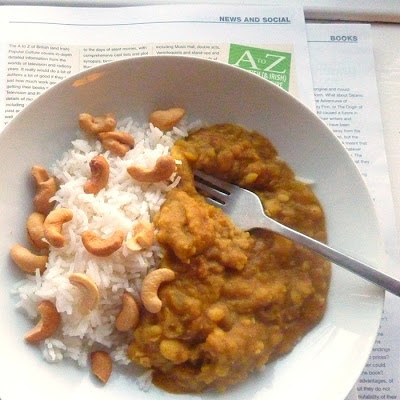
[372,23,400,248]
[307,23,400,400]
[0,4,315,127]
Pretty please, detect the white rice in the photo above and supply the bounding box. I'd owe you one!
[12,115,199,373]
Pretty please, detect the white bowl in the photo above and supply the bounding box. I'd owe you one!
[0,56,384,400]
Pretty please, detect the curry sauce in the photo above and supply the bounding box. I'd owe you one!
[128,124,331,393]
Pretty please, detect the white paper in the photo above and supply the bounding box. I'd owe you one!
[307,23,400,400]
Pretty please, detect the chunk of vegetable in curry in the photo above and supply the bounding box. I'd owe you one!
[128,123,330,393]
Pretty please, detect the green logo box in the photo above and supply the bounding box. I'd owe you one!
[228,44,291,91]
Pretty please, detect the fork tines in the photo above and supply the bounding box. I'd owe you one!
[193,170,231,206]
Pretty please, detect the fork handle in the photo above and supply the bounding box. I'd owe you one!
[263,218,400,297]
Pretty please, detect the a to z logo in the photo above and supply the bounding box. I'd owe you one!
[228,44,291,91]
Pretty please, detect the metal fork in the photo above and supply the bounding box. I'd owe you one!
[194,170,400,297]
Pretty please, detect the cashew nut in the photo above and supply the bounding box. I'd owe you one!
[141,268,175,313]
[127,155,176,183]
[149,107,185,132]
[26,212,49,250]
[126,221,154,252]
[69,273,100,314]
[32,165,57,214]
[84,155,109,195]
[98,131,135,157]
[78,113,117,136]
[81,230,124,257]
[43,208,73,248]
[10,243,48,274]
[90,351,112,383]
[115,292,140,332]
[24,300,61,343]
